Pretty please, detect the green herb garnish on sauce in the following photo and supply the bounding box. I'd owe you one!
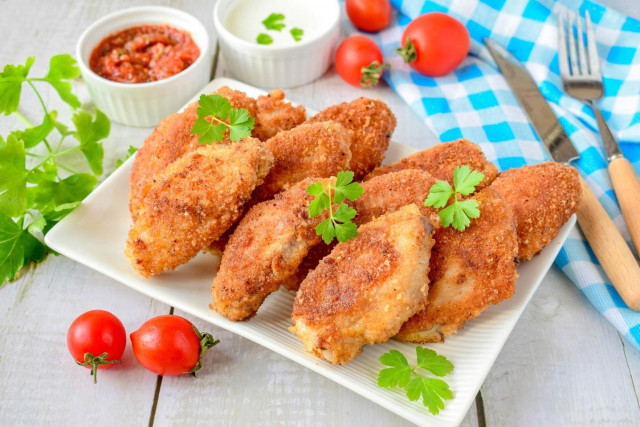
[290,28,304,42]
[256,33,273,45]
[262,13,286,31]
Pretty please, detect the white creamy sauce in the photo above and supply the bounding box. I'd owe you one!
[224,0,331,46]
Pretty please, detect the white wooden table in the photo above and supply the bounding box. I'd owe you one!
[1,1,639,425]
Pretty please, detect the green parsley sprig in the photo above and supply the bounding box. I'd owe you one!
[0,55,110,285]
[378,347,454,415]
[191,94,254,144]
[424,165,484,231]
[290,28,304,42]
[307,171,364,244]
[262,13,286,31]
[115,145,137,169]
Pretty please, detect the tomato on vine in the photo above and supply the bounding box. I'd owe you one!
[130,315,219,376]
[335,35,390,88]
[67,310,126,384]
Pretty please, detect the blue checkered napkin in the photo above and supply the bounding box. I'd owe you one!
[342,0,640,349]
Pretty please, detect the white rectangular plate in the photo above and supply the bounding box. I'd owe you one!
[46,77,575,426]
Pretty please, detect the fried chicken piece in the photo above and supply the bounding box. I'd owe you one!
[307,97,396,180]
[365,139,499,190]
[284,169,442,292]
[490,162,581,260]
[253,89,306,141]
[252,121,352,202]
[211,178,329,321]
[125,139,273,277]
[282,242,335,292]
[130,86,257,219]
[354,169,441,227]
[290,204,434,364]
[396,188,518,343]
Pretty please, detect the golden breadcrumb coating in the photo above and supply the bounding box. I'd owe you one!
[491,162,581,260]
[125,138,273,277]
[396,188,518,343]
[252,121,352,202]
[253,89,306,141]
[285,169,441,292]
[290,204,434,364]
[365,139,498,190]
[129,86,257,219]
[354,169,441,227]
[308,97,396,180]
[211,178,330,321]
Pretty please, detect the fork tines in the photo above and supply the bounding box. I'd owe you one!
[558,10,601,79]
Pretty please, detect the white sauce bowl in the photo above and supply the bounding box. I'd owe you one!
[76,6,212,127]
[213,0,340,89]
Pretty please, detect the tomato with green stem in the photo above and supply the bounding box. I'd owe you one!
[335,35,390,88]
[396,12,470,77]
[130,315,219,376]
[67,310,126,384]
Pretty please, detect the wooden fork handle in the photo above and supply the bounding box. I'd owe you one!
[576,177,640,311]
[609,157,640,256]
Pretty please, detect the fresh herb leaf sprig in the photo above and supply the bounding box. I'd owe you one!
[378,347,454,415]
[190,94,254,144]
[0,55,110,285]
[256,33,274,45]
[262,13,286,31]
[115,145,138,169]
[424,165,484,231]
[290,28,304,42]
[307,171,364,244]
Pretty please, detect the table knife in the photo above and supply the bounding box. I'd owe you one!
[485,38,640,311]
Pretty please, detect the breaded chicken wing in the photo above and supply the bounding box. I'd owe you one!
[396,188,518,343]
[252,121,352,202]
[130,86,257,218]
[125,138,273,277]
[365,139,498,190]
[211,178,329,321]
[491,162,581,260]
[354,169,441,227]
[253,89,306,141]
[290,204,434,364]
[285,169,441,292]
[308,97,396,179]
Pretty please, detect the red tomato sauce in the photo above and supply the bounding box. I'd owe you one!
[89,25,200,83]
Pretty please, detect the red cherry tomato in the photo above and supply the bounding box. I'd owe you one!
[397,12,470,77]
[346,0,392,32]
[335,35,389,88]
[130,315,219,376]
[67,310,126,383]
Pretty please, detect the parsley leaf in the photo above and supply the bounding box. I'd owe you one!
[0,135,28,217]
[0,213,45,283]
[424,165,484,231]
[262,13,286,31]
[378,347,454,415]
[72,108,110,175]
[307,171,364,244]
[42,54,81,109]
[290,28,304,42]
[191,94,254,144]
[0,57,34,115]
[256,33,273,45]
[115,145,138,169]
[11,112,55,149]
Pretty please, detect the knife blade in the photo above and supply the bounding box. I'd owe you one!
[484,38,640,311]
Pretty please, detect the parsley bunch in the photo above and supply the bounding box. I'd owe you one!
[0,55,110,285]
[424,165,485,231]
[307,171,364,244]
[378,347,454,415]
[191,94,254,144]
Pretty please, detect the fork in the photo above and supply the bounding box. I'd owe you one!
[558,10,640,256]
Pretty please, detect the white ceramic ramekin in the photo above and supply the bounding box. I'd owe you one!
[213,0,340,89]
[76,6,212,127]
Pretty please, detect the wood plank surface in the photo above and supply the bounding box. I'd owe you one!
[0,0,639,426]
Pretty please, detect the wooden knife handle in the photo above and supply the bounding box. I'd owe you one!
[608,157,640,256]
[577,177,640,311]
